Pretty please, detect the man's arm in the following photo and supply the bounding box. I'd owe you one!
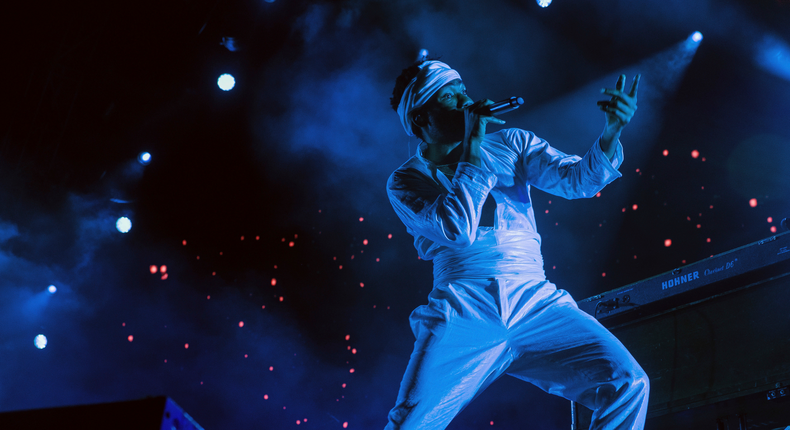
[598,74,640,160]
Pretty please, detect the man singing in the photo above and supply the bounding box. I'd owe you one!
[385,60,648,429]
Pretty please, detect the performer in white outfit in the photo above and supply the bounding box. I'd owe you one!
[385,60,648,429]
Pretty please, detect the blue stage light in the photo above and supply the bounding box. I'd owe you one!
[218,73,236,91]
[116,217,132,233]
[138,152,151,165]
[34,334,47,349]
[537,0,552,7]
[48,285,57,294]
[756,35,790,82]
[691,32,703,43]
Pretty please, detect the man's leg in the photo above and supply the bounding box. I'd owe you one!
[505,285,649,430]
[385,285,512,430]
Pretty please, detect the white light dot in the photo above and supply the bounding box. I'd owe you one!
[138,152,151,165]
[34,334,47,349]
[537,0,552,7]
[218,73,236,91]
[48,285,57,294]
[691,31,703,43]
[116,217,132,233]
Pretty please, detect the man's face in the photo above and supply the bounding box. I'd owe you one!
[419,79,473,144]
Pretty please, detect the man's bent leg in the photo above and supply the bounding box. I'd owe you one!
[385,301,512,430]
[505,287,649,430]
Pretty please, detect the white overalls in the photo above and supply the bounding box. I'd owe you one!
[385,128,649,429]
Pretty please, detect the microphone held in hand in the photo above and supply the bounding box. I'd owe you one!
[480,97,524,116]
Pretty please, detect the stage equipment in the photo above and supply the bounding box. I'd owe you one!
[0,396,203,430]
[574,231,790,429]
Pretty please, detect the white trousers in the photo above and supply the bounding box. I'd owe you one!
[385,277,649,430]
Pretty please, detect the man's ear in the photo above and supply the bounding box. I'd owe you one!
[412,111,428,128]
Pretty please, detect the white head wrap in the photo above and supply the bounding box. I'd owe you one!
[396,61,462,137]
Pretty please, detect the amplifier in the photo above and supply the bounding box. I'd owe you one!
[0,396,203,430]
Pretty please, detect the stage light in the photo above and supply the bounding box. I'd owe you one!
[691,31,703,43]
[537,0,552,7]
[116,217,132,233]
[138,152,151,165]
[48,285,57,294]
[34,334,47,349]
[218,73,236,91]
[755,35,790,82]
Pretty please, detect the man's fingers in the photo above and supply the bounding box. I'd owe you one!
[617,74,626,92]
[629,74,641,98]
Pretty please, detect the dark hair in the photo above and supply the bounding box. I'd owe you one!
[390,61,425,112]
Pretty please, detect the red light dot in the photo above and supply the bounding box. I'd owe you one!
[164,359,167,363]
[595,192,601,197]
[289,241,295,247]
[256,236,260,240]
[490,422,494,426]
[633,255,637,259]
[244,354,248,358]
[279,296,284,302]
[212,272,216,276]
[207,295,210,299]
[274,265,277,269]
[122,322,125,326]
[602,272,606,277]
[768,217,773,223]
[269,366,274,371]
[388,234,392,239]
[352,348,357,354]
[196,256,200,260]
[297,420,301,425]
[632,204,638,210]
[359,283,364,288]
[161,273,168,280]
[706,238,711,243]
[343,423,348,429]
[345,335,350,340]
[342,383,347,388]
[261,305,265,309]
[771,226,777,233]
[363,239,369,245]
[691,150,700,158]
[662,149,669,156]
[184,343,189,349]
[264,394,268,400]
[709,205,714,209]
[149,265,158,274]
[271,278,277,286]
[376,258,380,262]
[697,224,701,228]
[749,198,758,207]
[294,234,298,239]
[545,209,549,214]
[240,236,245,241]
[281,238,285,242]
[238,321,244,328]
[349,368,355,373]
[635,168,640,173]
[339,265,343,269]
[128,335,134,342]
[664,239,672,247]
[182,240,187,246]
[702,157,706,162]
[622,208,626,212]
[219,252,223,255]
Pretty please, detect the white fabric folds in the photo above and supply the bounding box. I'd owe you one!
[397,61,462,136]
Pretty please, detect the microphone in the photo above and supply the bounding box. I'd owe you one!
[480,97,524,116]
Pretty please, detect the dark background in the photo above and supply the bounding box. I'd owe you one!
[2,0,789,428]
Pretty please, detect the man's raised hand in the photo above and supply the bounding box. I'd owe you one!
[598,74,640,135]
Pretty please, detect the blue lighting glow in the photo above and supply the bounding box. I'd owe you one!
[691,31,703,43]
[138,152,151,165]
[756,35,790,82]
[48,285,57,294]
[537,0,552,7]
[116,217,132,233]
[34,334,47,349]
[218,73,236,91]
